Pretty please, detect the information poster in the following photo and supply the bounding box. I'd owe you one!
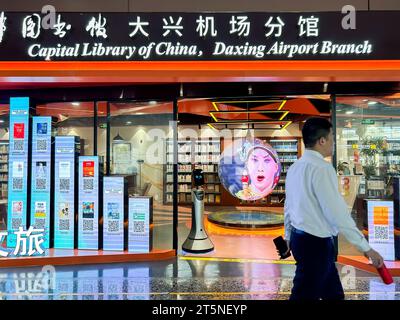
[128,197,152,253]
[78,156,100,250]
[367,200,395,261]
[54,136,78,249]
[30,116,52,248]
[103,176,126,251]
[7,97,30,248]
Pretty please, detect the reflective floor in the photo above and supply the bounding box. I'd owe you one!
[0,257,399,300]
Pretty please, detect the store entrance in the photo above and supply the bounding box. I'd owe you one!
[176,95,332,260]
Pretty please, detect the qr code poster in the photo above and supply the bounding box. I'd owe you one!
[36,138,48,152]
[12,139,24,153]
[367,201,395,261]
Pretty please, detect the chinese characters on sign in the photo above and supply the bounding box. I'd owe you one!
[0,12,388,60]
[0,227,45,257]
[0,12,6,43]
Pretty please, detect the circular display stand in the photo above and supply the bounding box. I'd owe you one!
[207,211,284,229]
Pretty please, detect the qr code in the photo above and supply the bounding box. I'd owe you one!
[60,179,70,192]
[12,218,22,230]
[36,178,47,190]
[12,178,23,191]
[13,140,24,152]
[374,225,389,240]
[83,178,94,191]
[108,221,119,233]
[34,218,45,230]
[36,139,47,152]
[59,219,70,231]
[133,221,145,233]
[83,219,94,231]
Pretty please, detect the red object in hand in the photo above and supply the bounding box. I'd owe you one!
[241,175,249,183]
[377,263,393,285]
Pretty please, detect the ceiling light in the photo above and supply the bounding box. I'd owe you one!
[368,101,378,105]
[72,102,80,106]
[345,110,354,114]
[149,101,157,105]
[126,121,132,125]
[113,133,125,141]
[0,120,4,123]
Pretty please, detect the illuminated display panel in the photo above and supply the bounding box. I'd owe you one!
[54,136,80,249]
[367,200,395,261]
[103,176,127,251]
[218,138,281,201]
[128,197,152,253]
[7,97,30,248]
[30,116,52,248]
[78,156,102,250]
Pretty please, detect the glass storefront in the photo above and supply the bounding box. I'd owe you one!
[336,95,400,256]
[0,91,399,259]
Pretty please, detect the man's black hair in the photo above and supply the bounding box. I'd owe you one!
[302,117,332,148]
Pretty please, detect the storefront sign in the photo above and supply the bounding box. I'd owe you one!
[30,116,52,248]
[103,176,127,251]
[367,200,395,261]
[78,156,102,250]
[7,97,30,248]
[0,12,399,61]
[128,196,152,253]
[54,136,80,249]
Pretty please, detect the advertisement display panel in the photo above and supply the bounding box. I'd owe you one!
[7,97,30,248]
[103,176,128,251]
[54,136,80,249]
[78,156,102,250]
[367,200,395,261]
[128,197,153,253]
[30,116,52,248]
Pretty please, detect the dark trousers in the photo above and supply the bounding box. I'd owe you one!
[289,229,345,300]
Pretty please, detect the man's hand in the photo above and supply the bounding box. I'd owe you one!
[364,248,384,268]
[283,240,291,257]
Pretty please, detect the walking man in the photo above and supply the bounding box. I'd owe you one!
[284,117,384,300]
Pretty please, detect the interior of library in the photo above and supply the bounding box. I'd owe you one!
[1,93,400,259]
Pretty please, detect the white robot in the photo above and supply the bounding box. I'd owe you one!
[182,169,214,253]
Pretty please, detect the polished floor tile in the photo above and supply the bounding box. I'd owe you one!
[0,257,398,300]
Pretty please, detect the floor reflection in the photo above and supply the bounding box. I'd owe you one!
[0,257,398,300]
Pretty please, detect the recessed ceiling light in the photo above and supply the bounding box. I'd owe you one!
[72,102,80,106]
[149,101,157,105]
[345,110,354,114]
[126,121,132,125]
[368,101,378,105]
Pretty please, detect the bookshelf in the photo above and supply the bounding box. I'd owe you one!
[0,140,8,200]
[164,138,222,205]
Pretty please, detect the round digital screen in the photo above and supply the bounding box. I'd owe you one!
[218,138,281,201]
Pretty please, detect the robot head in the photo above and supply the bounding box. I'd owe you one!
[193,169,205,187]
